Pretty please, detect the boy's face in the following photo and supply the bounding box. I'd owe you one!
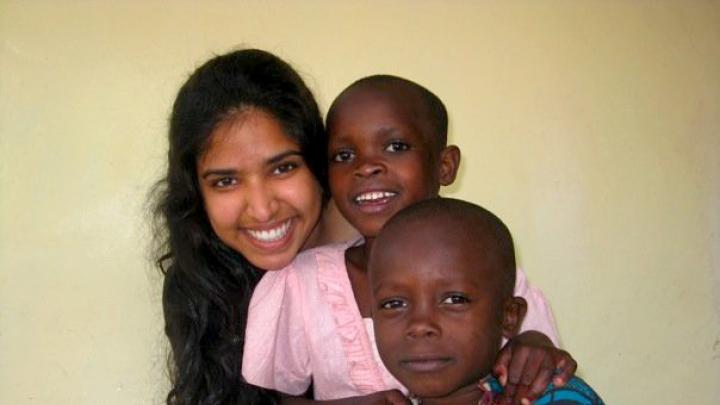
[369,222,520,400]
[327,86,457,237]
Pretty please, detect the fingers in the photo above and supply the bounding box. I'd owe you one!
[512,384,532,405]
[518,350,577,402]
[496,345,529,404]
[494,336,579,404]
[525,355,556,400]
[496,383,517,405]
[506,346,530,387]
[519,347,544,386]
[552,350,577,386]
[498,346,555,404]
[493,344,513,386]
[504,350,554,404]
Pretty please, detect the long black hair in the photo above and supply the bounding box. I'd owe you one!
[152,49,326,405]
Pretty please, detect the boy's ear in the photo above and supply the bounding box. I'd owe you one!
[438,145,461,186]
[501,297,528,340]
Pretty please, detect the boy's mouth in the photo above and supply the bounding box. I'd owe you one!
[399,356,454,373]
[353,190,397,205]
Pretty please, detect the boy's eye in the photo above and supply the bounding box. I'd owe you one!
[331,150,355,162]
[441,294,470,305]
[380,298,407,310]
[385,141,410,153]
[273,161,298,175]
[213,177,237,188]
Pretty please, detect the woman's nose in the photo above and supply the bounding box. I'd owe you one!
[244,180,279,223]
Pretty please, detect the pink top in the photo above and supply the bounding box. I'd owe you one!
[242,241,559,400]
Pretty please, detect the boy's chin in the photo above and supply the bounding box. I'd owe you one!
[349,221,382,239]
[405,377,484,402]
[405,381,456,400]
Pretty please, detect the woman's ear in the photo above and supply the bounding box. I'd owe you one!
[438,145,461,186]
[501,297,528,340]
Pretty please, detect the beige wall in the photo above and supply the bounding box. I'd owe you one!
[1,1,718,403]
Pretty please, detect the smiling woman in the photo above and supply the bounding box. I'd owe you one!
[197,108,323,271]
[151,49,328,405]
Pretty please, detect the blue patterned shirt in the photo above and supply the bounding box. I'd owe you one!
[479,376,604,405]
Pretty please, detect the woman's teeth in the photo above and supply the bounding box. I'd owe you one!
[355,191,396,203]
[247,220,291,242]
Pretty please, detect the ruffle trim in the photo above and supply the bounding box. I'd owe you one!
[315,243,386,394]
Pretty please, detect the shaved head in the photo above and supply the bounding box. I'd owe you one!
[370,197,516,297]
[327,74,448,150]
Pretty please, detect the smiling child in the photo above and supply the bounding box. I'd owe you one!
[369,198,603,405]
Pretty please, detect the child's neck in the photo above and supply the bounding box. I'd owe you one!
[345,236,375,318]
[417,381,486,405]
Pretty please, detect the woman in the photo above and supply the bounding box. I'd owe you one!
[152,49,334,405]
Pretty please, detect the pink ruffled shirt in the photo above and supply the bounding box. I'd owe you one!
[242,241,559,400]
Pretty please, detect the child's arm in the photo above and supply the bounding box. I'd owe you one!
[492,268,577,404]
[493,331,576,405]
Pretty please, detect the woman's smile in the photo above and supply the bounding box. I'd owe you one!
[243,218,294,246]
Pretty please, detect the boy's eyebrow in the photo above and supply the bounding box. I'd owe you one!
[329,126,403,146]
[376,126,402,137]
[371,280,406,295]
[200,150,303,179]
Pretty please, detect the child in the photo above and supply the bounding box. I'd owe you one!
[243,75,574,403]
[368,198,603,404]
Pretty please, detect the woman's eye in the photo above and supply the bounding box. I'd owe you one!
[442,294,470,305]
[380,299,407,310]
[385,141,410,153]
[273,162,298,175]
[332,150,355,162]
[213,177,237,188]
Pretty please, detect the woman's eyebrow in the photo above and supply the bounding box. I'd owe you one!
[266,150,303,165]
[200,168,236,179]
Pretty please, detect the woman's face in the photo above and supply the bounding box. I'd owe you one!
[196,108,323,271]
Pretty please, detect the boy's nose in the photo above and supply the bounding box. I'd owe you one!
[406,310,441,339]
[354,159,385,178]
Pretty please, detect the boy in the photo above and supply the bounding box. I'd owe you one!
[368,198,603,404]
[325,74,461,319]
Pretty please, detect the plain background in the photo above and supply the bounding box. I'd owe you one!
[1,1,718,404]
